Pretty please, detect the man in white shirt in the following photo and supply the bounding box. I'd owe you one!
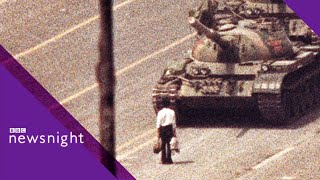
[156,98,177,164]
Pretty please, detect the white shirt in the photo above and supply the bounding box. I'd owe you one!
[156,108,176,129]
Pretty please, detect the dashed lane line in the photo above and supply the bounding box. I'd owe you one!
[116,129,156,152]
[59,33,196,105]
[117,137,157,161]
[13,0,140,59]
[59,83,98,105]
[281,177,297,180]
[252,147,295,170]
[113,0,138,11]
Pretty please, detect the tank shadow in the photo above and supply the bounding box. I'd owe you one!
[177,106,320,130]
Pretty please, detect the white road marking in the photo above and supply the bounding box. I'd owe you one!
[281,177,296,180]
[13,0,140,59]
[252,147,295,170]
[59,83,98,105]
[59,33,196,105]
[116,129,156,152]
[117,137,157,161]
[113,0,138,11]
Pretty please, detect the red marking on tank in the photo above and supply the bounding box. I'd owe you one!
[268,40,283,53]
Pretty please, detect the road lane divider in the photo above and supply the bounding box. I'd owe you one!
[60,83,98,105]
[252,147,294,170]
[113,0,138,11]
[59,32,196,105]
[116,137,157,161]
[116,129,156,152]
[281,176,297,180]
[13,0,140,59]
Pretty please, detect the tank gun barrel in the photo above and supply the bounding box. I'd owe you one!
[188,17,228,48]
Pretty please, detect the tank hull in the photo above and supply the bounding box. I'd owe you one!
[177,96,256,109]
[153,53,320,125]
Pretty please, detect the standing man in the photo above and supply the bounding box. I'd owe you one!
[156,98,177,164]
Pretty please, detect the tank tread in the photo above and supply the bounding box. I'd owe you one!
[256,72,320,125]
[256,93,289,125]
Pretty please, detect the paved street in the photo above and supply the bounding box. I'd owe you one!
[1,0,320,179]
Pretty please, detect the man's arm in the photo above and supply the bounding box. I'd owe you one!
[156,111,162,140]
[157,128,161,139]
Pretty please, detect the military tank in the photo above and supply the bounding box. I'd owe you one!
[152,0,320,125]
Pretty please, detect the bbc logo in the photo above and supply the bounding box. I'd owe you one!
[9,128,26,134]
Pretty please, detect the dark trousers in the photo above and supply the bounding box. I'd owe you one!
[160,125,173,163]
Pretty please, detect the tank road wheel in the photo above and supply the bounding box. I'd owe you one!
[304,82,314,109]
[298,86,308,114]
[311,78,320,105]
[310,80,317,105]
[274,90,294,124]
[291,91,301,117]
[282,91,293,119]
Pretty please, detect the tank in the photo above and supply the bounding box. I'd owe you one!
[152,0,320,125]
[190,0,317,43]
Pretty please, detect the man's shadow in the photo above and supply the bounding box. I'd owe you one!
[173,161,194,165]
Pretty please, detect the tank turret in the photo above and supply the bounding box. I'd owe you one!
[189,16,295,63]
[188,17,229,49]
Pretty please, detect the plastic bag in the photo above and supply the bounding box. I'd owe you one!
[170,137,180,153]
[153,139,161,154]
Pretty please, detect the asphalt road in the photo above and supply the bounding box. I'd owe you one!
[1,0,320,179]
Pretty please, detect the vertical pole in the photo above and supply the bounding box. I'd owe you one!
[97,0,116,176]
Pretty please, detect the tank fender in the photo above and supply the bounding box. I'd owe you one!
[158,58,193,84]
[253,73,287,94]
[164,58,193,76]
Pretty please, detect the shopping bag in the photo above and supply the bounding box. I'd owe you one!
[170,137,180,153]
[153,139,161,154]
